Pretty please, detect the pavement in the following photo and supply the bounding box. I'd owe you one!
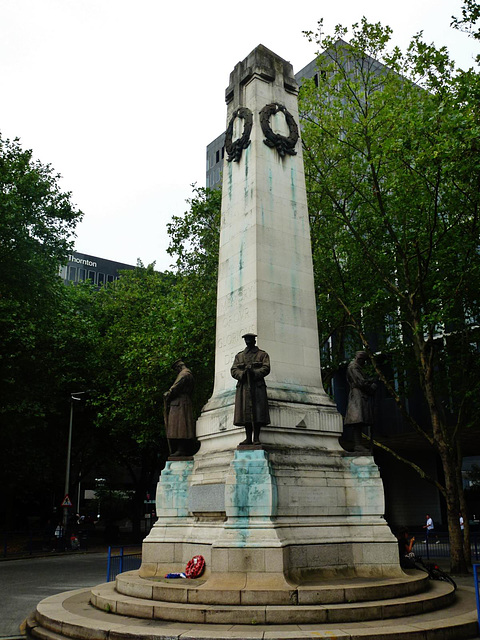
[0,551,109,638]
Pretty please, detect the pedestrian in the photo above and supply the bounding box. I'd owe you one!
[423,514,439,544]
[459,512,464,536]
[53,522,65,551]
[397,527,416,568]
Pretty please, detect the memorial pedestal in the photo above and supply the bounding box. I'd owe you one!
[142,447,401,580]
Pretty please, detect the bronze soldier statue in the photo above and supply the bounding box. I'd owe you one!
[343,351,377,453]
[231,333,270,445]
[163,359,195,457]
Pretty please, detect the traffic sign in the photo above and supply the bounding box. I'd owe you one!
[61,494,73,507]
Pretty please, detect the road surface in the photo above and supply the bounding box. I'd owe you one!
[0,552,108,637]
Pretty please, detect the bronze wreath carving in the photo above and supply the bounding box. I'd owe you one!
[225,107,253,162]
[259,103,299,157]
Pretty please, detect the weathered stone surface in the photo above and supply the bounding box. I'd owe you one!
[140,45,400,584]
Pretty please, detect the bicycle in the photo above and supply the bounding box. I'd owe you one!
[413,556,457,590]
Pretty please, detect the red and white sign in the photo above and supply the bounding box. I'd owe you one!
[61,494,73,507]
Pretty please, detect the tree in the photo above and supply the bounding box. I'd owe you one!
[87,184,220,539]
[166,185,221,405]
[0,134,83,418]
[451,0,480,41]
[88,265,175,538]
[0,134,84,527]
[299,20,480,573]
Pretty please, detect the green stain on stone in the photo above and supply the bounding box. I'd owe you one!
[239,243,244,272]
[228,450,277,535]
[244,146,250,202]
[291,167,297,218]
[349,458,375,479]
[228,162,233,201]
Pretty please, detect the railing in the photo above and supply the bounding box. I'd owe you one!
[1,530,90,558]
[106,545,142,582]
[412,533,479,560]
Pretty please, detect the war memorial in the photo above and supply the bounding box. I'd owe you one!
[26,45,479,640]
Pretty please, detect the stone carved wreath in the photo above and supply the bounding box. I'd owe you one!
[259,102,299,157]
[225,107,253,162]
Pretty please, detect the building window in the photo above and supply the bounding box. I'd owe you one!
[97,272,105,286]
[68,266,77,282]
[216,149,220,163]
[107,274,114,283]
[78,268,86,281]
[221,146,225,159]
[87,270,96,283]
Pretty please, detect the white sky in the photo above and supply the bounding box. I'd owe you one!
[2,0,479,271]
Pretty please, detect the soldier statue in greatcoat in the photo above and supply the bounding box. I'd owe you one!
[231,333,270,445]
[343,351,377,453]
[163,359,195,457]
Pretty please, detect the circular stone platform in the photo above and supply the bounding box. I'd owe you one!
[25,579,479,640]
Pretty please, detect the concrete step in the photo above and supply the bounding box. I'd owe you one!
[116,569,429,606]
[91,579,455,624]
[25,585,479,640]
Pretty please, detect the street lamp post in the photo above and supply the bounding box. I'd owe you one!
[62,392,86,531]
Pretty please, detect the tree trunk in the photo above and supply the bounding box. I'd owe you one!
[420,346,469,574]
[456,441,471,569]
[436,441,469,574]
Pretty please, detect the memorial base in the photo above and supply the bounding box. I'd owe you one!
[141,447,401,581]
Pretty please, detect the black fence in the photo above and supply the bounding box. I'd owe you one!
[106,546,142,582]
[411,532,480,560]
[1,529,91,558]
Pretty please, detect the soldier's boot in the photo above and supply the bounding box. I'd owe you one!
[253,425,261,444]
[239,424,253,445]
[170,439,189,457]
[352,426,371,454]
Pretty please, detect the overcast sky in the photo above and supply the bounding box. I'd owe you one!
[2,0,479,271]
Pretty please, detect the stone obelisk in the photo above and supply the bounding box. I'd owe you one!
[142,45,400,581]
[196,45,342,453]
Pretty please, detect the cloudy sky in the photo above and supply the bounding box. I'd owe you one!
[2,0,478,271]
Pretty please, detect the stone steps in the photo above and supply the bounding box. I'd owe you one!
[25,585,479,640]
[116,569,430,606]
[92,579,455,624]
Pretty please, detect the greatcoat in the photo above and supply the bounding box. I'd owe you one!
[344,360,376,426]
[166,367,195,439]
[231,346,270,426]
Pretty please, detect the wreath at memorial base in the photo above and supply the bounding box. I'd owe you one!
[165,555,206,579]
[225,107,253,163]
[185,554,206,578]
[259,102,299,157]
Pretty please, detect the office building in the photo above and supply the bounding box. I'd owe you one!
[60,251,136,286]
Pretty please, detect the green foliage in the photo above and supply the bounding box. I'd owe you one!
[300,19,480,572]
[166,185,221,407]
[451,0,480,42]
[0,134,84,526]
[92,264,176,444]
[300,20,480,411]
[0,134,83,420]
